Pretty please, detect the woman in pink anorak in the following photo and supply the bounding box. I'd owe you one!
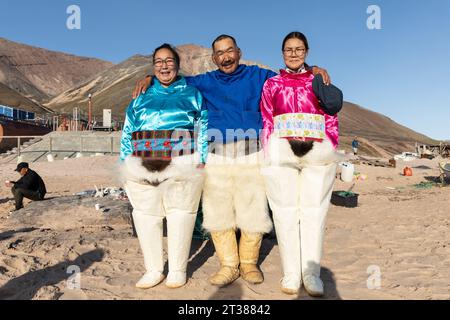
[260,31,343,297]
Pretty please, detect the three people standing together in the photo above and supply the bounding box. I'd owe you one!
[121,32,343,297]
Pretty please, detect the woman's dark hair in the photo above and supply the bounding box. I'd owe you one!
[152,43,180,69]
[282,31,309,51]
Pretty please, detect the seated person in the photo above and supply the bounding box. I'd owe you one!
[5,162,46,212]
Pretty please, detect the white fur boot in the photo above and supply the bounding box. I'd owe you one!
[262,165,302,295]
[165,212,197,288]
[133,211,165,289]
[273,208,302,295]
[303,274,324,297]
[299,162,337,297]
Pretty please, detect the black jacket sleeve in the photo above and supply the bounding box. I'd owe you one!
[312,74,343,116]
[13,170,40,191]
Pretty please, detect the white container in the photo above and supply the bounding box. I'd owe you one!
[340,162,355,182]
[76,152,83,158]
[95,204,101,211]
[47,154,55,162]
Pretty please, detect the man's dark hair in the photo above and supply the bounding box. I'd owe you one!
[282,31,309,51]
[152,43,180,69]
[211,34,238,51]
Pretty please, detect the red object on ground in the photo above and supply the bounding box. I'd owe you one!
[403,167,413,176]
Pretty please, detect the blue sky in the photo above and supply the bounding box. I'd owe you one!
[1,0,449,140]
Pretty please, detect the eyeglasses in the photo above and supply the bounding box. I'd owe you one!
[283,48,307,56]
[153,58,176,68]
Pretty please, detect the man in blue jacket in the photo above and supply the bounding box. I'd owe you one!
[132,35,330,287]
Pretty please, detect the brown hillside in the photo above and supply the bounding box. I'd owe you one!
[45,44,269,118]
[0,83,52,114]
[338,102,438,155]
[0,38,113,102]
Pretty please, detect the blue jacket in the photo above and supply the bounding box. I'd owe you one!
[120,76,208,162]
[186,65,276,143]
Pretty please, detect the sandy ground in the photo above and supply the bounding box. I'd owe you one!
[0,155,449,300]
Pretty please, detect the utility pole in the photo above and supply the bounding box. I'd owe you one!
[88,93,92,130]
[73,107,79,132]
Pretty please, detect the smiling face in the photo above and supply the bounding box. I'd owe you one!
[153,48,179,87]
[212,37,241,74]
[283,37,308,71]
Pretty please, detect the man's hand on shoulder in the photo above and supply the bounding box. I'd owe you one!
[311,66,331,86]
[132,75,152,99]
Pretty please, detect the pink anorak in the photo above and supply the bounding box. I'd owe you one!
[260,69,339,149]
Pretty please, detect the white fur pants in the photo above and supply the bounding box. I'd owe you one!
[123,156,204,273]
[202,142,273,234]
[263,164,336,276]
[262,137,338,278]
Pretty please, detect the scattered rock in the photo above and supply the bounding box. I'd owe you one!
[7,239,23,250]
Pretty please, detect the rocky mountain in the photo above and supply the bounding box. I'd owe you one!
[45,44,270,117]
[338,102,438,155]
[0,37,113,104]
[45,54,150,117]
[0,82,52,114]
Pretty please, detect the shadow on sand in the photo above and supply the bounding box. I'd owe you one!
[0,249,105,300]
